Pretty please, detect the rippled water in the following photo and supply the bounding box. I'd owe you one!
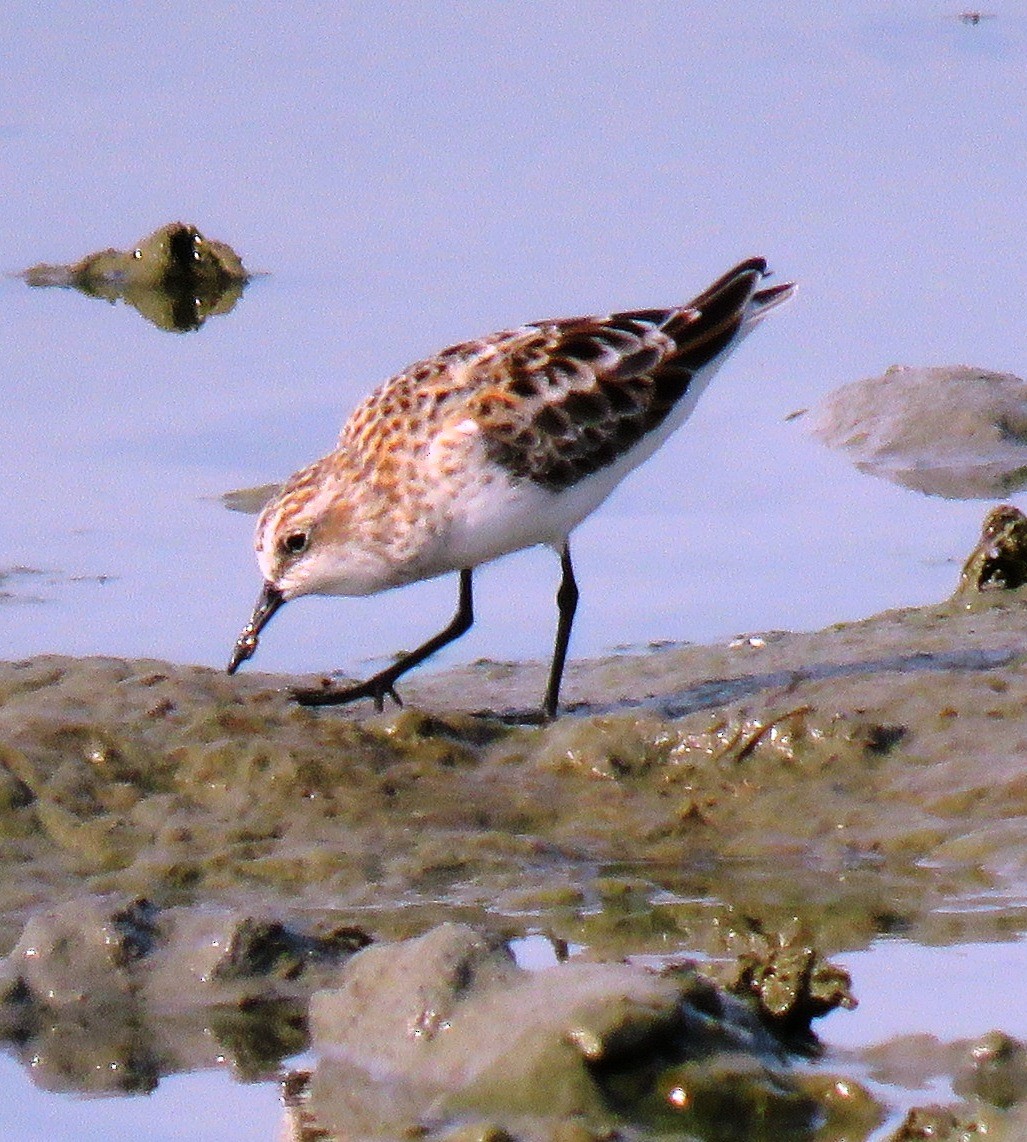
[3,2,1026,1137]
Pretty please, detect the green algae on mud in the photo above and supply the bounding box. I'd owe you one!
[2,586,1027,956]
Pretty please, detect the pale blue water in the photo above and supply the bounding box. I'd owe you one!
[5,4,1023,680]
[2,2,1026,1136]
[0,1058,282,1141]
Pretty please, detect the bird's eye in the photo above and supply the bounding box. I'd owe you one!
[283,531,309,554]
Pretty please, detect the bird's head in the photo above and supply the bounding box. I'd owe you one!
[226,456,374,673]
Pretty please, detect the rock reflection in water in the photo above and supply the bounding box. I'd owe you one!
[0,896,367,1094]
[802,365,1027,498]
[19,222,252,332]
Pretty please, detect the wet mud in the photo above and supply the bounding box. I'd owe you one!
[18,222,251,331]
[2,510,1027,1136]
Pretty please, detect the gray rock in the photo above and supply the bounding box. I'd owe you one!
[805,364,1027,498]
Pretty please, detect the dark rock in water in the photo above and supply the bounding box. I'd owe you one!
[804,364,1027,498]
[957,504,1027,594]
[19,222,252,332]
[712,920,857,1042]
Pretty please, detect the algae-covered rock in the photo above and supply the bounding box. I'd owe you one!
[20,222,251,331]
[792,1072,885,1139]
[711,919,857,1040]
[956,505,1027,594]
[641,1054,822,1138]
[888,1104,987,1139]
[954,1031,1027,1109]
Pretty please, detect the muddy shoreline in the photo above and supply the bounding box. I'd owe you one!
[3,590,1027,946]
[3,576,1027,1137]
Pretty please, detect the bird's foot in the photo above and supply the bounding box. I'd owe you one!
[291,674,403,710]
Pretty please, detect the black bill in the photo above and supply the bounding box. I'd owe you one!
[226,582,285,673]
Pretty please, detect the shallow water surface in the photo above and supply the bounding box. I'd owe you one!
[3,2,1027,1139]
[1,938,1022,1141]
[4,5,1024,680]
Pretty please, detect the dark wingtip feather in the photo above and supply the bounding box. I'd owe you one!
[660,259,760,343]
[693,256,768,298]
[660,257,792,362]
[751,279,797,313]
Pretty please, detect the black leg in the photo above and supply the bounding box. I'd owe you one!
[293,569,474,710]
[542,542,578,721]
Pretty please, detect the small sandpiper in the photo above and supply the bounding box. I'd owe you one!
[227,257,795,719]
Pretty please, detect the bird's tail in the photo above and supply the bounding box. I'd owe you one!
[691,256,796,322]
[660,257,795,366]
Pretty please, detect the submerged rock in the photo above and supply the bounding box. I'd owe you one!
[803,364,1027,498]
[20,222,251,331]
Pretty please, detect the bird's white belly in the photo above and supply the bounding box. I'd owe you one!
[428,422,683,572]
[406,351,736,578]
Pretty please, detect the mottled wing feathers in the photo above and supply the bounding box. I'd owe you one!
[337,258,779,495]
[471,314,680,491]
[479,257,771,492]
